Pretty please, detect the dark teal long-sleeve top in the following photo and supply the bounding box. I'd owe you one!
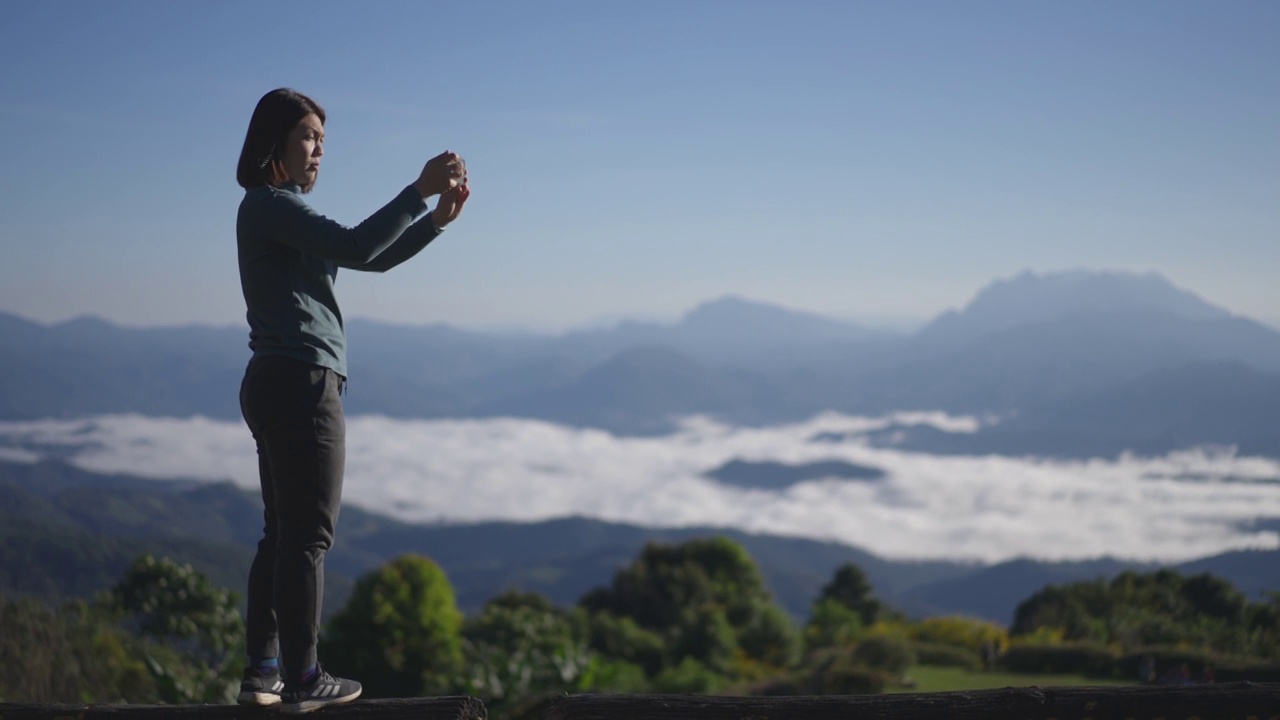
[236,182,442,378]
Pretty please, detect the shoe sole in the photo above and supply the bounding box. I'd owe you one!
[237,691,282,706]
[280,688,362,714]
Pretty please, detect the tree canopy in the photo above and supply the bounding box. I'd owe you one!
[321,554,464,697]
[1012,569,1279,657]
[580,537,798,677]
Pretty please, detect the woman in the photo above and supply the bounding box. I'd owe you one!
[233,87,470,714]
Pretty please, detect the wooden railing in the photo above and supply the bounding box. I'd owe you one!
[0,696,485,719]
[543,684,1280,719]
[4,684,1280,720]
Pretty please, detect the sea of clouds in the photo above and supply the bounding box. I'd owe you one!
[2,412,1279,564]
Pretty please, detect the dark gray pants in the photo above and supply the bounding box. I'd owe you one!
[239,355,346,679]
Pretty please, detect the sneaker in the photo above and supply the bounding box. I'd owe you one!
[237,666,285,706]
[281,666,362,715]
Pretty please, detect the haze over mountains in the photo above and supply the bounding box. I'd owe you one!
[3,269,1279,458]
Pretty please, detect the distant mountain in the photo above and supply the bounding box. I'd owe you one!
[672,295,891,354]
[798,269,1280,420]
[705,459,886,490]
[0,295,885,422]
[897,557,1152,622]
[482,345,798,434]
[0,312,247,419]
[4,269,1280,455]
[834,309,1280,415]
[3,460,1275,625]
[552,295,896,372]
[916,269,1232,348]
[1013,360,1280,453]
[873,360,1280,459]
[899,550,1280,624]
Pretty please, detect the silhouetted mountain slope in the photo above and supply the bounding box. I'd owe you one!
[0,477,254,602]
[482,346,794,434]
[1006,360,1280,458]
[683,296,883,343]
[1178,549,1280,601]
[877,360,1280,459]
[899,549,1280,625]
[841,310,1280,414]
[898,557,1152,624]
[555,296,896,371]
[0,313,247,419]
[705,459,886,490]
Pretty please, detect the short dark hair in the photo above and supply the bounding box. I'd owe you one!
[236,88,326,190]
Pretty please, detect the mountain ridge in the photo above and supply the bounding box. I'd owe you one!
[917,269,1234,346]
[4,269,1280,454]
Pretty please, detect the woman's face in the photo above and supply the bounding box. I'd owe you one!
[282,113,324,190]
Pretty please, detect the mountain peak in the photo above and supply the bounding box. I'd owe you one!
[679,295,880,341]
[682,294,803,321]
[918,269,1233,343]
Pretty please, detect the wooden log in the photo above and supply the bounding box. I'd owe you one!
[0,696,486,720]
[542,683,1280,720]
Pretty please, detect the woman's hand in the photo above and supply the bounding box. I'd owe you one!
[431,183,471,228]
[414,150,465,198]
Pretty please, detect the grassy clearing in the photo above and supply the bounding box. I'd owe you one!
[886,664,1133,693]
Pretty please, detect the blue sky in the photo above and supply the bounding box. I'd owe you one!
[1,0,1277,332]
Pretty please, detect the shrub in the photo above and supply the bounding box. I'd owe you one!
[0,597,158,703]
[852,635,916,677]
[998,642,1118,678]
[909,615,1007,654]
[911,641,981,670]
[652,657,723,694]
[576,658,649,692]
[1120,646,1280,684]
[809,656,888,695]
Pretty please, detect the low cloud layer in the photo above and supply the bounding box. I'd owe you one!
[2,412,1278,564]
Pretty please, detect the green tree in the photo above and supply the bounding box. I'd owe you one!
[1247,592,1280,658]
[0,596,157,703]
[106,555,244,704]
[1011,569,1273,657]
[739,603,800,668]
[1182,572,1248,623]
[579,537,798,677]
[670,604,738,673]
[322,554,464,698]
[586,610,666,677]
[461,589,593,707]
[652,657,723,694]
[851,635,915,677]
[581,538,770,629]
[803,598,864,651]
[818,564,883,626]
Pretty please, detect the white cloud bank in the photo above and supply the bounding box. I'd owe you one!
[2,412,1278,564]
